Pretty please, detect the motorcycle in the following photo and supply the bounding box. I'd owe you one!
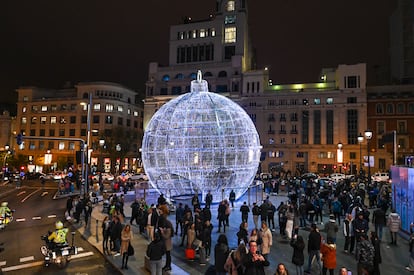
[40,231,78,268]
[0,210,15,230]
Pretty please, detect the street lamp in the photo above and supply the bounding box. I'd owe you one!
[337,142,343,173]
[358,133,364,177]
[364,130,373,186]
[80,93,92,195]
[2,145,10,180]
[99,138,105,172]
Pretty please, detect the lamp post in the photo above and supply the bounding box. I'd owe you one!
[337,142,343,174]
[364,130,373,186]
[80,93,92,195]
[358,133,364,177]
[2,145,10,180]
[99,138,105,172]
[115,144,121,175]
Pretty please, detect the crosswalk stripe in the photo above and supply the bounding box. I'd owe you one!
[1,261,43,272]
[0,261,6,266]
[19,256,34,263]
[70,251,94,260]
[32,217,41,220]
[15,218,26,222]
[47,215,57,218]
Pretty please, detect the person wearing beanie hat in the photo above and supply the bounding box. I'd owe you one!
[324,214,339,243]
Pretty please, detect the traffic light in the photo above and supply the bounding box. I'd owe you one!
[333,165,337,169]
[16,134,23,145]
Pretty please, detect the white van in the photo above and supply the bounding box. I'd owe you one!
[371,172,389,182]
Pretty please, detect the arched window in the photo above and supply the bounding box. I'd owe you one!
[204,72,213,77]
[162,75,170,82]
[175,73,184,79]
[189,72,197,79]
[218,71,227,77]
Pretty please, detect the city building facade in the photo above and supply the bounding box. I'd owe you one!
[15,82,144,173]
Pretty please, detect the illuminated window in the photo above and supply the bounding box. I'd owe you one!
[22,107,27,113]
[192,30,197,38]
[326,98,333,104]
[21,117,27,124]
[118,105,123,112]
[41,105,48,112]
[227,0,235,11]
[199,29,206,38]
[58,142,65,150]
[225,27,236,43]
[134,111,139,117]
[69,142,75,150]
[225,15,236,24]
[51,105,57,111]
[41,116,47,124]
[93,104,101,111]
[105,104,114,112]
[314,98,321,105]
[31,117,37,124]
[128,108,131,115]
[209,28,216,37]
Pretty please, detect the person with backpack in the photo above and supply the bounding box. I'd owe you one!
[356,234,375,275]
[224,242,247,275]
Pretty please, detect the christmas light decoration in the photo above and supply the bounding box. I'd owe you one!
[142,71,262,202]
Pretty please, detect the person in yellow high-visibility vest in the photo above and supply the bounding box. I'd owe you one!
[48,221,68,249]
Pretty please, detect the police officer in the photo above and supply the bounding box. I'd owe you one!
[48,221,68,249]
[0,202,11,217]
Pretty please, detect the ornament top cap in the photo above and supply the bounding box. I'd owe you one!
[191,70,209,93]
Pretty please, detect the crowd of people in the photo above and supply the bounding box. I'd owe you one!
[67,173,409,275]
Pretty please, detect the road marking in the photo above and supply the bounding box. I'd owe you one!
[21,189,41,202]
[78,247,84,252]
[70,251,94,260]
[41,191,48,197]
[32,216,41,220]
[19,256,34,263]
[47,215,57,218]
[0,261,6,266]
[17,191,26,196]
[15,218,26,222]
[1,260,43,272]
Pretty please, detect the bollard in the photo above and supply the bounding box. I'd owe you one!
[96,219,99,242]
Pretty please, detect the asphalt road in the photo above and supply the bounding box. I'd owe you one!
[0,180,119,275]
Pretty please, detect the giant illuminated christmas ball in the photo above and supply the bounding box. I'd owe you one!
[142,71,262,202]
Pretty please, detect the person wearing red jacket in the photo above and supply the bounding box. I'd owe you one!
[320,237,337,275]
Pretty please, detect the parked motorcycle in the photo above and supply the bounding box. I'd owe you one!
[0,210,15,230]
[40,231,78,268]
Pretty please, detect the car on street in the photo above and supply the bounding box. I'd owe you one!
[371,172,389,182]
[329,173,346,182]
[92,173,114,181]
[129,173,148,181]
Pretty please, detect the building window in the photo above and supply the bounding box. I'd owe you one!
[297,152,305,158]
[49,129,55,136]
[40,116,47,124]
[118,117,123,126]
[377,121,385,135]
[313,110,321,144]
[81,129,86,136]
[30,129,36,136]
[397,103,405,113]
[93,115,99,123]
[22,106,27,113]
[225,15,236,24]
[314,98,321,105]
[69,129,75,136]
[93,104,101,111]
[70,116,76,123]
[326,110,334,144]
[347,109,358,144]
[58,142,65,150]
[41,105,48,112]
[51,105,57,111]
[70,104,76,111]
[386,103,394,114]
[32,105,38,112]
[60,104,67,111]
[81,116,87,123]
[199,29,206,37]
[398,120,407,134]
[326,98,333,104]
[59,129,65,136]
[209,28,216,37]
[21,117,27,124]
[39,141,44,150]
[133,111,138,117]
[60,116,66,124]
[346,75,359,88]
[408,103,414,113]
[51,116,56,124]
[224,27,236,43]
[29,142,35,150]
[69,142,75,150]
[105,104,114,112]
[31,117,37,124]
[126,119,131,127]
[48,141,54,149]
[347,97,357,104]
[105,116,113,124]
[350,152,356,159]
[376,103,384,114]
[226,0,235,11]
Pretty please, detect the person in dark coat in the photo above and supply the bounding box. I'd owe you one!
[290,234,305,274]
[214,234,230,275]
[370,231,382,275]
[237,221,249,245]
[306,223,322,273]
[243,240,269,275]
[110,216,122,254]
[372,207,386,241]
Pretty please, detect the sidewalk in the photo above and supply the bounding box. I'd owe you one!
[68,191,189,275]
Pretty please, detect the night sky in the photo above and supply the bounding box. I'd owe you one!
[1,0,397,103]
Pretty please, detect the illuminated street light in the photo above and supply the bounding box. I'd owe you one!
[80,93,92,195]
[364,130,373,186]
[337,142,343,173]
[358,133,364,176]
